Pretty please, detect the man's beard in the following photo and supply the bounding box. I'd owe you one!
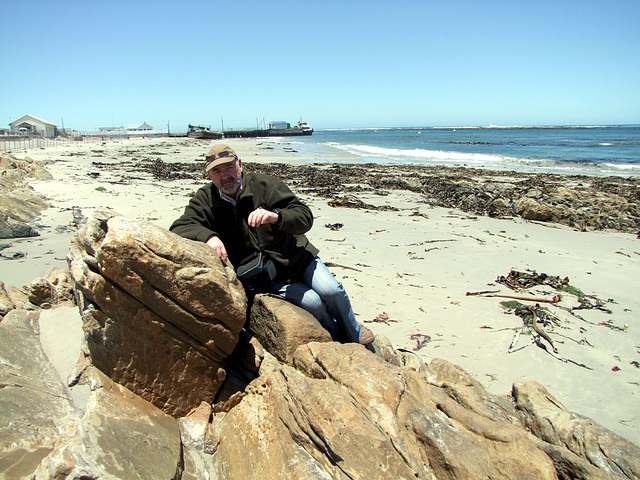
[220,178,241,196]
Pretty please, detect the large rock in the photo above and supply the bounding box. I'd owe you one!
[25,267,76,307]
[0,267,77,318]
[0,154,51,239]
[33,366,182,480]
[0,281,15,317]
[0,308,183,479]
[194,339,640,479]
[67,211,248,416]
[209,343,558,479]
[247,293,332,364]
[0,310,75,478]
[0,154,53,183]
[515,197,560,221]
[0,218,42,239]
[513,381,640,479]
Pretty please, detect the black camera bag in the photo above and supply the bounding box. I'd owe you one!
[236,226,276,291]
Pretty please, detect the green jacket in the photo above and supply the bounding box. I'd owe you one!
[170,172,319,282]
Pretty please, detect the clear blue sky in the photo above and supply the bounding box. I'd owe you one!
[2,0,638,130]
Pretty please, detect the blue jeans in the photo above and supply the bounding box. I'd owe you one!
[271,257,361,343]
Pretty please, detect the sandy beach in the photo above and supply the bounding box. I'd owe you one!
[1,136,639,446]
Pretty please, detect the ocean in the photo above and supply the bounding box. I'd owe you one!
[269,125,640,177]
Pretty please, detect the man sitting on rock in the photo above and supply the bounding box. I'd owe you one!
[170,144,375,346]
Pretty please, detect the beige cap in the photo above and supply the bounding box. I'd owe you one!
[205,144,238,172]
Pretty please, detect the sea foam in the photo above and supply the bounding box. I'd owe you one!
[333,143,507,165]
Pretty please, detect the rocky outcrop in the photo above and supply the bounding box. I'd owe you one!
[33,366,182,480]
[1,212,639,479]
[0,309,182,479]
[513,381,640,479]
[204,338,639,479]
[0,154,53,183]
[516,196,561,221]
[67,211,248,416]
[0,309,76,478]
[3,303,638,479]
[210,342,556,479]
[247,293,332,364]
[0,281,14,316]
[0,154,51,239]
[0,267,74,317]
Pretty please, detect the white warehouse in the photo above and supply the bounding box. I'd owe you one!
[9,114,58,138]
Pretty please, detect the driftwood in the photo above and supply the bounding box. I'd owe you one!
[324,262,361,272]
[466,290,562,304]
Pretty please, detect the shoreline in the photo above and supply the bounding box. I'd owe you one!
[2,136,639,446]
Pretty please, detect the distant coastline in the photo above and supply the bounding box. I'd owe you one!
[320,123,640,131]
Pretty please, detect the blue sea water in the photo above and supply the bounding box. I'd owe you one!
[268,125,640,177]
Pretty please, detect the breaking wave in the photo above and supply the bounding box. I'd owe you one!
[322,142,640,176]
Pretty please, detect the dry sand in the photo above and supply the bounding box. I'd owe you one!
[2,136,638,445]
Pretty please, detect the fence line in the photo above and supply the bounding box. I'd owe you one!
[0,136,75,153]
[0,131,173,154]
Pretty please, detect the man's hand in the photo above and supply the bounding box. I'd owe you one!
[248,207,279,227]
[206,236,228,265]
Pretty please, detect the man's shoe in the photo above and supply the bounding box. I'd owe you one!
[359,325,375,345]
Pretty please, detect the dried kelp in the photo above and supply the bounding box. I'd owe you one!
[488,270,623,369]
[365,312,398,326]
[511,304,560,353]
[130,158,639,233]
[328,195,399,212]
[410,333,432,351]
[503,303,592,369]
[497,269,614,319]
[496,270,569,291]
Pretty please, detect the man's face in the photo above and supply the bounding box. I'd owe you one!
[208,158,242,196]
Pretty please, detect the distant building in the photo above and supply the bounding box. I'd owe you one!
[98,126,126,132]
[134,122,153,131]
[268,121,290,130]
[9,114,58,138]
[98,122,154,134]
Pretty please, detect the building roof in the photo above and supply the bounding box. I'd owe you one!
[10,114,57,127]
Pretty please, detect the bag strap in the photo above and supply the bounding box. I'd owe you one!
[253,200,269,252]
[255,226,266,252]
